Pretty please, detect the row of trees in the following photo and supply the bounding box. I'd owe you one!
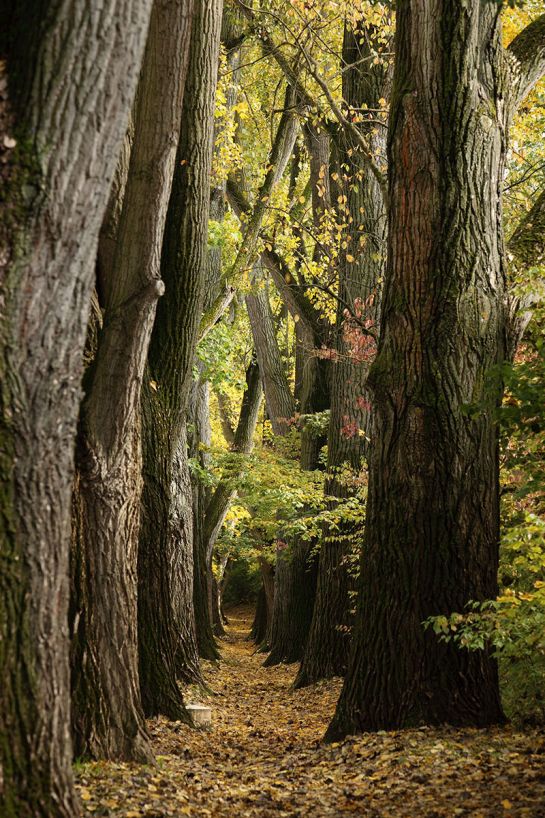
[1,0,545,815]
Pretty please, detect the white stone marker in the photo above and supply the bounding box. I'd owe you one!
[186,703,212,728]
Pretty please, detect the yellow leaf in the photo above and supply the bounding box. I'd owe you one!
[502,801,513,810]
[346,254,355,263]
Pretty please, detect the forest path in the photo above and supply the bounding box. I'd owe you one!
[78,606,545,817]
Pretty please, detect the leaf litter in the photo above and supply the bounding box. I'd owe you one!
[77,606,545,817]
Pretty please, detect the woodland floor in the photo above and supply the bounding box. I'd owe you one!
[77,606,545,818]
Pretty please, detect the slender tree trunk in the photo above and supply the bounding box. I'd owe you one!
[191,88,297,657]
[246,273,295,435]
[251,586,269,646]
[215,554,231,631]
[190,7,245,660]
[211,570,226,636]
[201,356,263,551]
[250,556,274,647]
[328,0,517,737]
[70,0,193,762]
[295,15,391,688]
[264,338,326,668]
[0,1,152,815]
[138,0,223,714]
[189,371,220,661]
[263,123,332,668]
[193,355,262,659]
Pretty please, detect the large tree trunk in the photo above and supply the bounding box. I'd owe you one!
[328,0,520,737]
[138,0,223,714]
[0,1,152,815]
[295,14,390,689]
[70,0,193,763]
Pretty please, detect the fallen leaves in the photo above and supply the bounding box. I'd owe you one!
[76,607,545,817]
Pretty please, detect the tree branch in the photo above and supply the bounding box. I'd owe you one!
[199,284,236,341]
[507,13,545,109]
[203,356,263,548]
[505,186,545,357]
[226,175,325,343]
[234,0,387,203]
[228,84,299,281]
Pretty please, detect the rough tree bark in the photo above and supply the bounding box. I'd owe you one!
[138,0,223,714]
[0,1,152,815]
[70,0,193,763]
[328,4,545,738]
[295,14,391,688]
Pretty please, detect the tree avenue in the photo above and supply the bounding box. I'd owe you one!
[1,1,545,815]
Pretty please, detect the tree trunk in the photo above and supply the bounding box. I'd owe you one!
[262,122,333,668]
[200,355,263,554]
[190,7,245,660]
[211,570,226,636]
[263,540,317,666]
[195,354,263,661]
[0,1,152,815]
[328,0,516,737]
[70,0,193,763]
[138,0,223,714]
[250,557,274,647]
[250,586,269,646]
[189,371,221,661]
[246,273,295,435]
[295,15,391,689]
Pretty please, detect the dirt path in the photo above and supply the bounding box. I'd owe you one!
[78,606,545,817]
